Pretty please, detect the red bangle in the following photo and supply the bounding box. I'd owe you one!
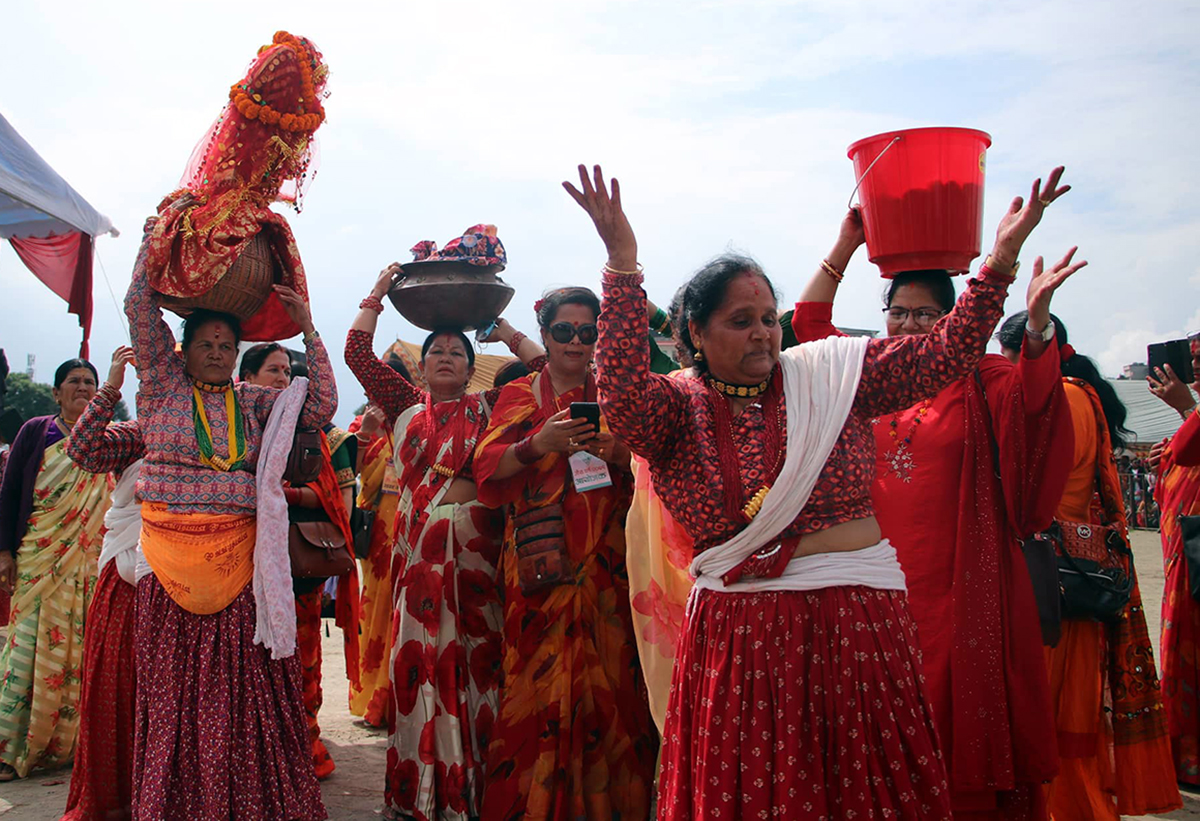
[359,295,385,314]
[507,331,526,352]
[284,486,302,505]
[515,437,540,465]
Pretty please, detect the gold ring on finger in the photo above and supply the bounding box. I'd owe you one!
[1039,198,1052,207]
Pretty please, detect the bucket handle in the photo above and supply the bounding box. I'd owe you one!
[847,135,902,210]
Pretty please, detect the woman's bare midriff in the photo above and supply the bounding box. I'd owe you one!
[440,478,478,505]
[792,516,883,559]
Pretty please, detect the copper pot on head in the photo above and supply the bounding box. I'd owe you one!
[387,259,515,332]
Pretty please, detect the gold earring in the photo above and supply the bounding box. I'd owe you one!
[694,349,704,362]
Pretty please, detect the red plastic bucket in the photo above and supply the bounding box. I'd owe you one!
[847,127,991,277]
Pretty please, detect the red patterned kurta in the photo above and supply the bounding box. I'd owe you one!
[596,265,1016,819]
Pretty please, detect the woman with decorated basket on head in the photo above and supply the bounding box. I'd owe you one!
[108,31,335,818]
[345,225,547,821]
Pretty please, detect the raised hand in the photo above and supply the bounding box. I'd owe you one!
[273,285,315,336]
[107,345,136,391]
[1026,247,1087,330]
[563,164,638,271]
[1148,364,1197,414]
[359,404,386,438]
[372,263,403,300]
[992,166,1071,267]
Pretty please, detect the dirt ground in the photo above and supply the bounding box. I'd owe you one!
[1,530,1199,819]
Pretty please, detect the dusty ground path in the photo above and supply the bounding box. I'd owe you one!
[1,529,1198,818]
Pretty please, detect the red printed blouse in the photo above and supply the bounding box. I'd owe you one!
[595,267,1014,563]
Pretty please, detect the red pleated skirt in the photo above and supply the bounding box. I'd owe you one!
[658,585,952,820]
[132,575,326,821]
[62,561,137,821]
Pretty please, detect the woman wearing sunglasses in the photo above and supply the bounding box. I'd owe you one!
[791,193,1083,818]
[345,247,548,821]
[474,287,657,820]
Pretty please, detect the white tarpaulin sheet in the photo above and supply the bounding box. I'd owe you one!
[0,112,116,240]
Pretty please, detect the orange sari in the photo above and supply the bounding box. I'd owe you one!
[1045,380,1179,818]
[474,373,657,821]
[348,430,398,727]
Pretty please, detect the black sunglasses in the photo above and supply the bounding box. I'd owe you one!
[549,322,598,345]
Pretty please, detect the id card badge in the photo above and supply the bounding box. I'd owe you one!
[568,451,613,492]
[382,457,400,495]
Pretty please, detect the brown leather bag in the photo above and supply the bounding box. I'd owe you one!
[513,503,568,595]
[289,520,355,578]
[284,430,323,487]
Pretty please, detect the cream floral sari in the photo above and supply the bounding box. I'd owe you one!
[0,437,108,776]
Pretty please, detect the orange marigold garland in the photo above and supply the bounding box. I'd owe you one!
[228,31,326,133]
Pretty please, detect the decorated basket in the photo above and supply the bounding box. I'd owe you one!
[388,260,515,331]
[160,232,279,321]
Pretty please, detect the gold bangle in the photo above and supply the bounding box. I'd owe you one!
[602,262,644,276]
[820,259,844,283]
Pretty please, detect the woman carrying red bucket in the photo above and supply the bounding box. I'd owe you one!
[795,151,1081,819]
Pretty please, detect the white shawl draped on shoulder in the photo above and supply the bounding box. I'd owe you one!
[690,335,871,581]
[253,377,308,659]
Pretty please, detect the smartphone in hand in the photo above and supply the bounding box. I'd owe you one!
[1149,340,1195,384]
[569,402,601,434]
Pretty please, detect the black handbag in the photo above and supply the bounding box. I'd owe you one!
[1179,510,1200,601]
[351,505,377,560]
[975,370,1062,646]
[1052,520,1133,623]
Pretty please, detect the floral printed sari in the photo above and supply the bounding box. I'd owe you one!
[474,373,657,821]
[0,438,108,776]
[385,396,505,821]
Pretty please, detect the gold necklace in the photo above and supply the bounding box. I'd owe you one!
[706,375,769,398]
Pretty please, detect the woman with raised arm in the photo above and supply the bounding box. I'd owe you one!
[0,358,111,782]
[1147,338,1200,784]
[792,201,1084,818]
[348,401,400,729]
[996,314,1179,818]
[345,254,546,821]
[574,163,1074,818]
[61,345,144,820]
[120,222,334,818]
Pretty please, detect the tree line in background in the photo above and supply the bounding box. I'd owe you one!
[0,349,130,426]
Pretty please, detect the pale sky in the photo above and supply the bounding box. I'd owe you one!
[3,0,1197,427]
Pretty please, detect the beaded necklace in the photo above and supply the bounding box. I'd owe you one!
[708,368,786,522]
[192,380,247,472]
[879,398,933,483]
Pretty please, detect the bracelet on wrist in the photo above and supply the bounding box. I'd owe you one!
[649,307,672,336]
[359,295,385,314]
[515,436,541,465]
[602,262,643,277]
[302,329,320,344]
[507,330,527,353]
[820,259,844,283]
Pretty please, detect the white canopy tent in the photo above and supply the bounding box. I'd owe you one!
[0,111,117,356]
